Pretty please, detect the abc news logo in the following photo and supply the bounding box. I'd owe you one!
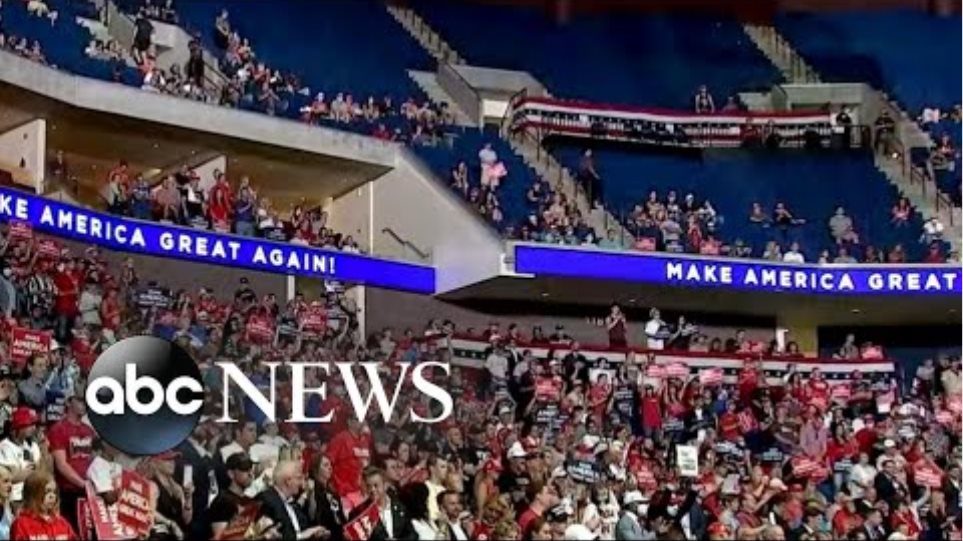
[86,337,453,456]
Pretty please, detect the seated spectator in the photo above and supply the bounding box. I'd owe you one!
[891,197,912,227]
[773,202,803,229]
[924,242,945,263]
[783,242,805,263]
[762,241,782,261]
[598,229,625,250]
[828,206,860,244]
[920,217,944,244]
[833,246,857,264]
[887,243,907,263]
[863,245,883,264]
[694,84,715,114]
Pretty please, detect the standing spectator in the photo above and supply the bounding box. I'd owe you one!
[644,308,666,350]
[17,354,49,412]
[0,407,43,502]
[874,111,897,156]
[577,149,603,208]
[326,417,371,502]
[47,395,97,527]
[605,304,628,349]
[10,471,76,541]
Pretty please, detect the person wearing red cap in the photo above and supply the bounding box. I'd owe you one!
[144,450,193,540]
[0,407,43,502]
[10,471,77,541]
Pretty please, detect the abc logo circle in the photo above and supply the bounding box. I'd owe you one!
[85,336,204,456]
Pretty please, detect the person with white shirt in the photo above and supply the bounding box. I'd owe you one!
[86,441,124,501]
[848,452,876,499]
[0,408,43,502]
[644,308,667,350]
[783,242,805,263]
[484,345,510,395]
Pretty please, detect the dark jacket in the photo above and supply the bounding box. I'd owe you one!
[258,487,310,541]
[347,496,416,541]
[313,485,346,541]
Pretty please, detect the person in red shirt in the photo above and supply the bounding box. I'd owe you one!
[52,260,79,341]
[99,288,121,334]
[208,171,233,231]
[11,471,77,541]
[588,373,612,422]
[326,417,371,502]
[517,480,558,540]
[640,384,662,438]
[718,400,741,442]
[47,395,96,528]
[806,368,830,409]
[831,493,863,537]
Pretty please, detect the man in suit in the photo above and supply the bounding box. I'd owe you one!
[860,509,887,541]
[874,460,902,503]
[347,466,416,541]
[258,460,328,540]
[615,491,645,540]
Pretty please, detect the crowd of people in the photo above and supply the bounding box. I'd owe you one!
[0,221,956,541]
[99,159,362,252]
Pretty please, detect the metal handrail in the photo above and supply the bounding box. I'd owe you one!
[381,227,431,260]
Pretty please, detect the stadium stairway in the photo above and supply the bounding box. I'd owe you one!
[742,21,961,255]
[389,5,630,243]
[385,4,464,65]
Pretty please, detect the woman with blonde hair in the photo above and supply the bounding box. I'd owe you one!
[10,471,76,540]
[142,451,193,540]
[0,466,14,539]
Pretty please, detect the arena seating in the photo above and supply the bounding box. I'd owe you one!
[0,0,140,84]
[413,1,779,107]
[553,146,929,261]
[777,10,961,116]
[412,127,538,230]
[176,0,432,102]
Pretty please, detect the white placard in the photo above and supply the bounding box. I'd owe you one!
[677,445,699,478]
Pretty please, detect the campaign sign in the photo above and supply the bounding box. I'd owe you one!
[9,327,52,365]
[344,502,381,541]
[0,188,435,293]
[116,471,153,538]
[514,243,962,296]
[566,459,603,483]
[218,501,262,540]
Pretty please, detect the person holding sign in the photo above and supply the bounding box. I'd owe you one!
[209,452,258,540]
[10,471,77,540]
[144,450,194,540]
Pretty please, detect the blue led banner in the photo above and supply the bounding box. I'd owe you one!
[0,188,435,294]
[514,244,962,296]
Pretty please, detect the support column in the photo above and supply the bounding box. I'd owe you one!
[776,313,819,356]
[0,119,46,193]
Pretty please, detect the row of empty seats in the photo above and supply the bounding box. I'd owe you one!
[413,0,779,108]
